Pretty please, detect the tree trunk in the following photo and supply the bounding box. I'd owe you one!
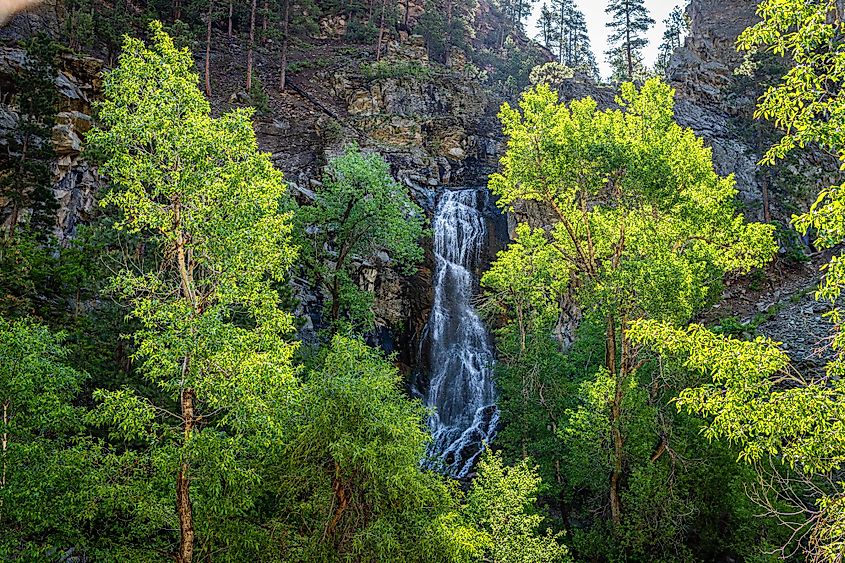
[246,0,257,92]
[228,0,233,38]
[173,0,182,21]
[177,388,195,563]
[279,0,290,91]
[443,0,453,64]
[557,4,564,63]
[625,7,633,80]
[262,0,268,33]
[1,399,8,487]
[607,314,624,527]
[376,0,387,61]
[205,0,213,96]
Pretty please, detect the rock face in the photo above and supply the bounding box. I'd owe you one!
[669,0,841,222]
[0,47,102,240]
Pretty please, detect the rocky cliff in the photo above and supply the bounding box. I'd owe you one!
[1,0,839,371]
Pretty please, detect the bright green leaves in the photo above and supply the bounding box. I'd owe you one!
[489,78,776,327]
[296,145,426,333]
[739,1,845,313]
[629,320,845,475]
[464,451,570,563]
[481,223,568,336]
[485,77,777,549]
[84,23,300,559]
[0,317,87,445]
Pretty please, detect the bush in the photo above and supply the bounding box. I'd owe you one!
[249,73,270,115]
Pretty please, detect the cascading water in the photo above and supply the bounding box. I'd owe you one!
[423,187,498,478]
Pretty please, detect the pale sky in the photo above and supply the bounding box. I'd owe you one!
[527,0,686,79]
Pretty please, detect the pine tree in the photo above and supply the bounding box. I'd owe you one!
[540,0,595,75]
[0,34,59,237]
[656,5,687,75]
[605,0,654,81]
[537,2,554,49]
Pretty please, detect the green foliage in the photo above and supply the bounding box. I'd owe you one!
[491,80,774,328]
[86,22,299,559]
[295,145,426,333]
[270,336,477,562]
[417,0,478,63]
[541,0,597,76]
[484,79,777,559]
[248,72,271,115]
[655,6,688,76]
[605,0,654,81]
[464,451,570,563]
[0,317,93,559]
[629,321,845,476]
[286,56,332,74]
[0,34,59,236]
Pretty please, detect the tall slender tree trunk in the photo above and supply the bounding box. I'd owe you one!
[176,388,195,563]
[1,399,8,487]
[246,0,257,91]
[403,0,409,26]
[262,0,268,33]
[174,200,196,563]
[557,5,564,64]
[228,0,233,38]
[205,0,214,96]
[625,7,633,80]
[607,314,624,527]
[376,0,387,61]
[173,0,182,21]
[443,0,453,64]
[279,0,289,91]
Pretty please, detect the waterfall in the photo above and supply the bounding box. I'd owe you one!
[423,187,498,478]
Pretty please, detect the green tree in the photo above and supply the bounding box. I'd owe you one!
[621,4,845,559]
[0,34,58,237]
[544,0,595,73]
[487,79,775,529]
[296,145,426,333]
[464,451,570,563]
[0,316,85,511]
[605,0,654,81]
[655,5,687,75]
[0,317,128,560]
[270,335,481,562]
[419,0,479,63]
[87,22,298,562]
[628,321,845,560]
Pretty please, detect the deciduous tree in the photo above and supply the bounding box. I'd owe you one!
[87,22,298,562]
[296,145,426,333]
[488,79,775,527]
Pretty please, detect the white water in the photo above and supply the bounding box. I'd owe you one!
[423,188,498,478]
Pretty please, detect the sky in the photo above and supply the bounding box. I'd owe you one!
[527,0,686,79]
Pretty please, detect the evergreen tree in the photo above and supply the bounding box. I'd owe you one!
[605,0,654,81]
[540,0,595,75]
[0,34,58,237]
[419,0,478,63]
[87,22,298,562]
[655,5,687,75]
[537,2,555,50]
